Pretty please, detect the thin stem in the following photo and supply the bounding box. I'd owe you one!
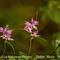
[3,40,6,56]
[3,40,15,56]
[28,37,33,55]
[50,44,60,55]
[6,41,15,55]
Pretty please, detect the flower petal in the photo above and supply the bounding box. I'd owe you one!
[31,18,38,25]
[24,26,32,33]
[33,25,38,30]
[25,21,31,26]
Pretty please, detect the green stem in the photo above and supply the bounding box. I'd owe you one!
[3,40,15,56]
[28,37,33,55]
[6,41,15,55]
[3,40,7,56]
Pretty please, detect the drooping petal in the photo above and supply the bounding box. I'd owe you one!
[24,26,32,33]
[24,21,33,33]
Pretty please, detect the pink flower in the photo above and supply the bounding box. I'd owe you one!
[24,18,39,37]
[24,18,38,32]
[0,25,13,40]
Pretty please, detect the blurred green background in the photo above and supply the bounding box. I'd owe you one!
[0,0,60,60]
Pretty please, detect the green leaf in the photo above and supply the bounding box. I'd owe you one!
[35,37,49,47]
[6,41,15,55]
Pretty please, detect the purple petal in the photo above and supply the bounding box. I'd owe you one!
[25,21,31,26]
[3,27,12,35]
[3,28,8,33]
[31,18,38,25]
[24,21,33,32]
[24,26,32,33]
[7,30,12,34]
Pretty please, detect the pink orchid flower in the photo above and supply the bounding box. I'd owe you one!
[0,25,13,40]
[24,18,39,37]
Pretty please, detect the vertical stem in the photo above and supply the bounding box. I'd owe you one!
[2,40,7,60]
[6,41,15,55]
[3,40,6,56]
[28,37,33,55]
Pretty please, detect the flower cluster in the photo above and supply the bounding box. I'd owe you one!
[24,18,39,37]
[0,25,13,40]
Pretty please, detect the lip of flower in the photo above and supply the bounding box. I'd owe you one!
[1,34,13,40]
[32,25,38,30]
[31,31,40,37]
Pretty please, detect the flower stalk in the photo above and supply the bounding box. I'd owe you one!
[3,40,7,56]
[28,37,33,55]
[24,18,39,55]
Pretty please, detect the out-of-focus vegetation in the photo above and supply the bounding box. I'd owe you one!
[0,0,60,60]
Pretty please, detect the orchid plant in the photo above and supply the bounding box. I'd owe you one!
[0,25,15,56]
[24,18,40,55]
